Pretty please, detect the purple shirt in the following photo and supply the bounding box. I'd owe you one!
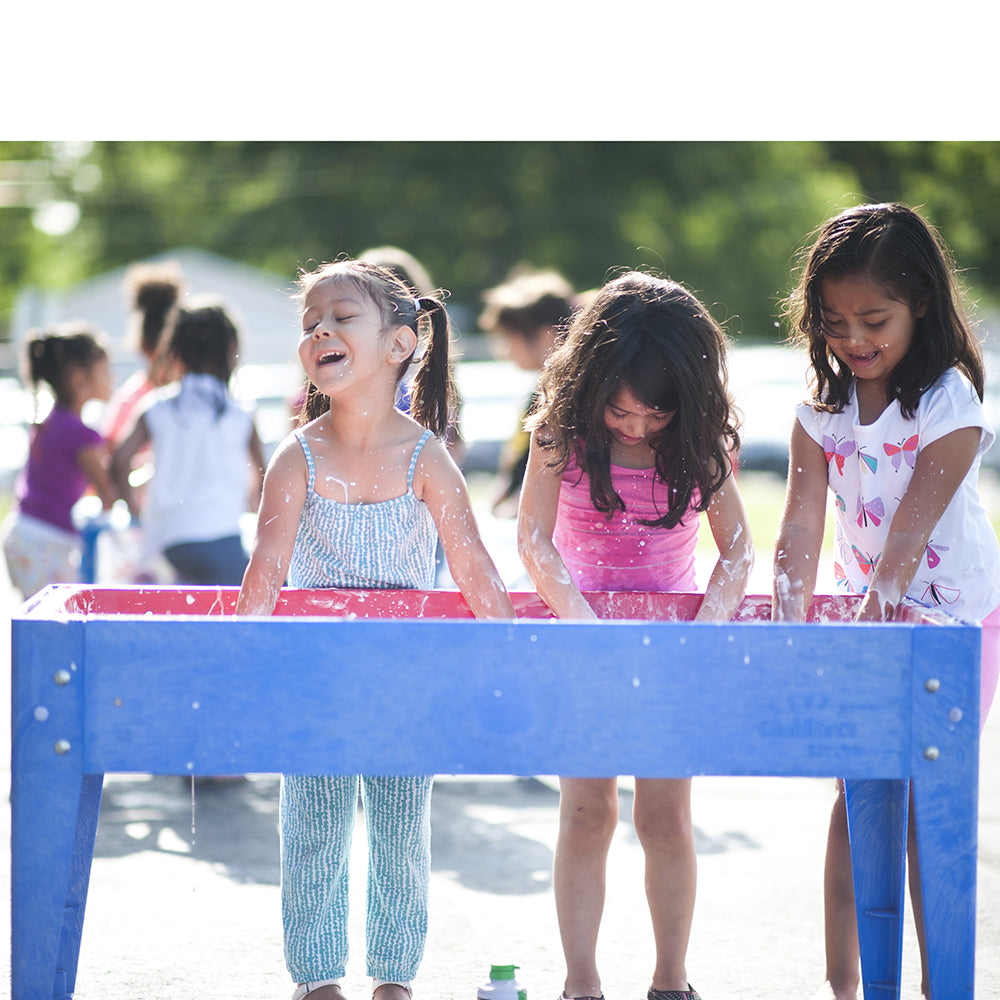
[553,453,700,593]
[17,406,105,534]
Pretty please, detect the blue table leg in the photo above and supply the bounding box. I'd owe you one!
[910,622,980,1000]
[910,776,977,999]
[846,778,908,999]
[11,617,104,1000]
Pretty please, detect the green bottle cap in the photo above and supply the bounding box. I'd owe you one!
[490,965,518,980]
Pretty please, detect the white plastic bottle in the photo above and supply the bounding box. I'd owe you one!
[477,964,526,1000]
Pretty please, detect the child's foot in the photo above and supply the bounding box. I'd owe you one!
[373,982,412,1000]
[810,984,855,1000]
[292,984,346,1000]
[647,986,702,1000]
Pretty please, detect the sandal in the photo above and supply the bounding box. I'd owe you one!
[373,982,413,1000]
[648,987,702,1000]
[559,994,605,1000]
[292,983,345,1000]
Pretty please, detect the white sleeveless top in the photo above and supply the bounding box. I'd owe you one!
[142,373,255,554]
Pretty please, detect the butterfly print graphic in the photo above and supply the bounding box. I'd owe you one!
[834,562,848,589]
[823,434,856,475]
[851,544,879,576]
[884,434,918,471]
[925,541,950,569]
[856,496,885,528]
[921,580,961,606]
[857,447,879,474]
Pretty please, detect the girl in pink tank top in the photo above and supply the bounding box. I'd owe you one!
[517,271,753,1000]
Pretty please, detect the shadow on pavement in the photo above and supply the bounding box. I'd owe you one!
[430,777,558,894]
[93,775,283,884]
[92,775,563,892]
[91,774,761,894]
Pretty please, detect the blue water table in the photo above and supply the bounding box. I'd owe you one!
[10,586,981,999]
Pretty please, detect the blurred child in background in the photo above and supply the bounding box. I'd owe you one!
[2,321,117,599]
[479,266,576,516]
[111,297,265,585]
[104,260,184,447]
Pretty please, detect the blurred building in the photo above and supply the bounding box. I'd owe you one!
[9,247,301,376]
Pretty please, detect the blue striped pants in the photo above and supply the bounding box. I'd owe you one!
[280,774,433,983]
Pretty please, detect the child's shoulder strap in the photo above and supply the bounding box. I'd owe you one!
[407,429,434,488]
[293,429,316,492]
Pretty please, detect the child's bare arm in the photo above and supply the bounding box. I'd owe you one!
[109,414,151,519]
[417,438,515,620]
[516,433,597,621]
[246,424,267,513]
[772,419,828,622]
[857,426,981,621]
[78,443,118,510]
[696,460,754,622]
[236,436,307,617]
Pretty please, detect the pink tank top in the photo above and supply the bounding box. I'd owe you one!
[552,453,699,592]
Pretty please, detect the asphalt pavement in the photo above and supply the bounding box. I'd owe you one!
[3,525,999,1000]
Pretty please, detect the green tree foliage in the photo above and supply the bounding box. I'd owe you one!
[1,141,997,344]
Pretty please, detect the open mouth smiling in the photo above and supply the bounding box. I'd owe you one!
[317,349,346,366]
[848,350,878,364]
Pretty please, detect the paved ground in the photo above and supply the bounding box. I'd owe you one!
[3,494,999,1000]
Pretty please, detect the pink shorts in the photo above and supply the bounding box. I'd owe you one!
[981,603,1000,732]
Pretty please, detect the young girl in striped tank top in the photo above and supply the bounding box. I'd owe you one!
[517,271,754,1000]
[237,260,514,1000]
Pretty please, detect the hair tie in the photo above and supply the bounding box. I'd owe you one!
[413,296,422,314]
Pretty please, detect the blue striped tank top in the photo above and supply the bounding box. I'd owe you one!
[288,428,438,590]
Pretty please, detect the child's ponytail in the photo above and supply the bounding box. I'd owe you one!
[22,321,108,414]
[409,295,458,438]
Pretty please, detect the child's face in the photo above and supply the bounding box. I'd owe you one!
[82,356,112,404]
[298,277,388,395]
[819,273,923,390]
[603,386,674,452]
[489,325,556,371]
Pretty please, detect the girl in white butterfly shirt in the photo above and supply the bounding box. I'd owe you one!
[772,202,1000,1000]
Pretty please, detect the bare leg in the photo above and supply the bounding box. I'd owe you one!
[906,786,930,999]
[554,777,619,998]
[823,780,860,1000]
[633,778,695,993]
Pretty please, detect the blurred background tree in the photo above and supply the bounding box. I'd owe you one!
[1,140,997,345]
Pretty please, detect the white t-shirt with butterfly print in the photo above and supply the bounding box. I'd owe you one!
[796,366,1000,622]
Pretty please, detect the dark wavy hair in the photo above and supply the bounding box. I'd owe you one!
[22,320,109,414]
[295,258,458,437]
[785,202,984,418]
[124,260,184,356]
[162,297,240,385]
[526,270,740,529]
